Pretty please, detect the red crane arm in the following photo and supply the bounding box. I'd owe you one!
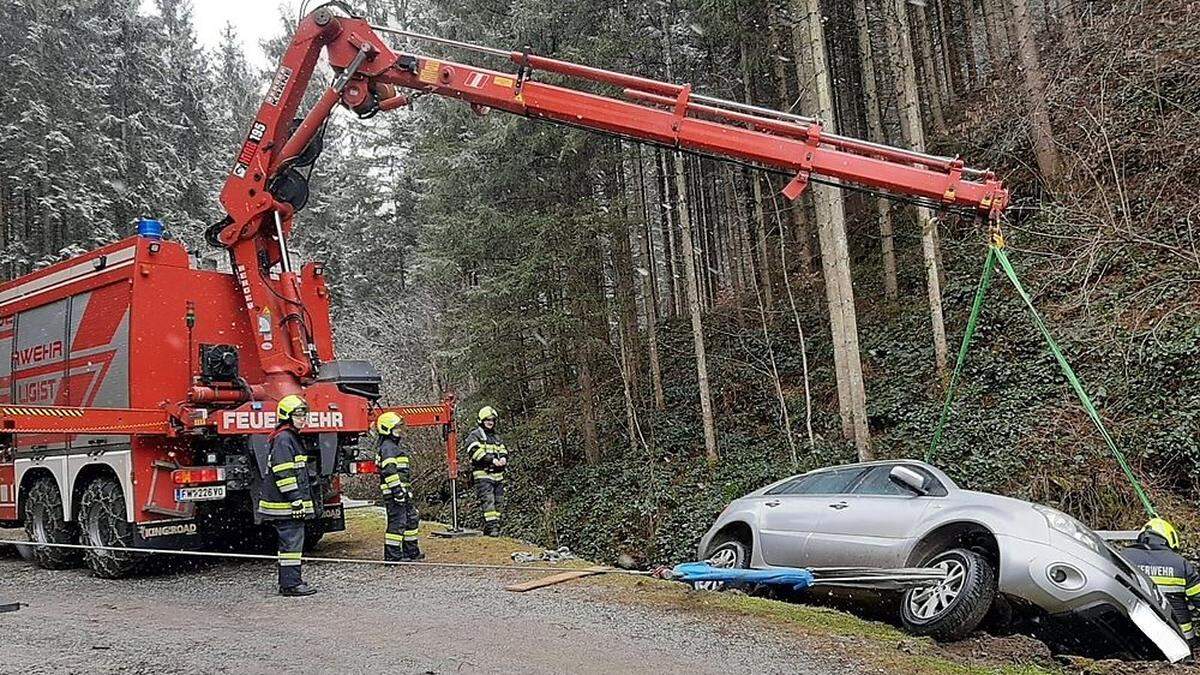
[215,4,1010,399]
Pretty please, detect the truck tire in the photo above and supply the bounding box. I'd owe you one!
[23,477,80,569]
[77,476,141,578]
[900,548,996,641]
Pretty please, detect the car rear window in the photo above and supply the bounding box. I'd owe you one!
[851,465,948,497]
[766,467,868,495]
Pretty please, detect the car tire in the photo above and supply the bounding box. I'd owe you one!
[697,538,751,591]
[23,477,81,569]
[78,476,142,579]
[900,548,996,641]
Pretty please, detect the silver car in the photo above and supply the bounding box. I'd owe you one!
[697,460,1190,662]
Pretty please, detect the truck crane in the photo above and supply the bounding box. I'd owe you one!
[0,2,1008,577]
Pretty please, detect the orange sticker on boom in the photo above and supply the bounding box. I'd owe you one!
[419,59,441,85]
[493,76,515,88]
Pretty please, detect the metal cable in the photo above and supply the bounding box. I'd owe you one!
[2,539,600,574]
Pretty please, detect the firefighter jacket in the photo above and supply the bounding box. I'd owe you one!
[1122,532,1200,638]
[378,436,412,498]
[257,425,316,520]
[463,426,507,482]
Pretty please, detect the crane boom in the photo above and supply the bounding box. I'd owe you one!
[216,3,1009,400]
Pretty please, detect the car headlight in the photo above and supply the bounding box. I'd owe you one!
[1033,504,1102,554]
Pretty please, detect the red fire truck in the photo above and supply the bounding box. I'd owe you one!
[0,3,1007,577]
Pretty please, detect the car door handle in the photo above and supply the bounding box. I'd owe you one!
[764,500,781,508]
[828,502,849,510]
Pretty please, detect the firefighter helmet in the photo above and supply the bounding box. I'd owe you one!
[376,411,404,436]
[1144,518,1181,550]
[477,406,498,423]
[277,394,309,422]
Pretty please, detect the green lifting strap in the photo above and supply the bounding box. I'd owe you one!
[926,245,1157,518]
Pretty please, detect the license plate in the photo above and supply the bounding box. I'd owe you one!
[175,485,226,502]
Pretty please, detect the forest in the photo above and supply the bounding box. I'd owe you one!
[1,0,1197,565]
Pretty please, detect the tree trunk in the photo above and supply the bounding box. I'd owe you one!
[1058,0,1081,50]
[887,0,950,382]
[1011,0,1063,183]
[634,145,667,410]
[913,6,948,134]
[959,0,981,85]
[575,329,601,465]
[655,149,680,317]
[984,0,1014,61]
[738,31,775,310]
[803,0,871,457]
[854,0,899,301]
[674,152,719,463]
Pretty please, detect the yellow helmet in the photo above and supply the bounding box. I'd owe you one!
[1144,518,1181,550]
[477,406,498,423]
[277,394,309,422]
[376,411,404,436]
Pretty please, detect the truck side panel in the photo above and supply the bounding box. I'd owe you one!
[0,315,13,520]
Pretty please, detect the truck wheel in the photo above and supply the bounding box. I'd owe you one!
[900,548,996,641]
[23,477,80,569]
[78,476,141,578]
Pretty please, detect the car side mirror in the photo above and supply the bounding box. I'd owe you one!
[889,466,928,496]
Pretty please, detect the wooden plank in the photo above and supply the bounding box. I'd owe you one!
[505,567,609,592]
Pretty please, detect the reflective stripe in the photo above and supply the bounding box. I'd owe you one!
[484,510,500,521]
[1181,622,1194,632]
[381,457,410,467]
[403,529,419,537]
[384,474,402,486]
[272,462,296,473]
[473,471,504,481]
[1187,584,1200,597]
[385,533,404,542]
[276,477,298,489]
[1152,575,1186,585]
[278,552,302,559]
[278,559,302,566]
[258,499,314,516]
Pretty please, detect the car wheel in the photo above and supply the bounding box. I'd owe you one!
[900,548,996,641]
[697,538,750,591]
[23,477,81,569]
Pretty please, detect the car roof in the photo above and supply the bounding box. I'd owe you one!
[799,460,958,489]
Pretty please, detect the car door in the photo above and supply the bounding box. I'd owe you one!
[757,467,870,567]
[802,464,946,568]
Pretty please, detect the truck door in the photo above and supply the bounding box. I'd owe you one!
[12,300,69,453]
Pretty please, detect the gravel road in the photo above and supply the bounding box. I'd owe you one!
[0,549,846,675]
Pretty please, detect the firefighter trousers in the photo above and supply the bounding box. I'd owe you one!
[385,497,421,561]
[475,478,504,533]
[274,518,306,589]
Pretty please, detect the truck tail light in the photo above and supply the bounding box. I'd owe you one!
[172,467,225,485]
[348,460,377,475]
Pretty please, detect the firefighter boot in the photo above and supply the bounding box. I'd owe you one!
[280,582,317,597]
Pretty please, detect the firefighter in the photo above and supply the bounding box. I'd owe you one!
[1120,518,1200,647]
[377,412,424,561]
[463,406,507,536]
[259,394,317,597]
